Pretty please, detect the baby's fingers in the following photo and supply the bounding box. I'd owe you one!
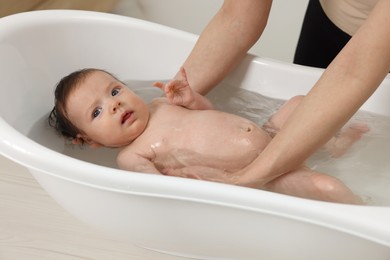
[153,81,165,90]
[165,82,176,93]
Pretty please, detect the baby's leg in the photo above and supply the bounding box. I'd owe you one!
[324,123,370,157]
[263,95,304,137]
[263,167,363,204]
[264,95,369,155]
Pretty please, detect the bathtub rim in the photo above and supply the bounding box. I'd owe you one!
[0,9,390,248]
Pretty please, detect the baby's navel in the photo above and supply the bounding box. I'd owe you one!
[242,124,253,132]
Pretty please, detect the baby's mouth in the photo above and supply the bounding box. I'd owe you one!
[121,111,133,124]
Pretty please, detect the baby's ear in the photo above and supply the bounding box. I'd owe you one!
[71,136,85,146]
[73,134,101,148]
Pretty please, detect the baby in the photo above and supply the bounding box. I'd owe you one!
[49,68,368,204]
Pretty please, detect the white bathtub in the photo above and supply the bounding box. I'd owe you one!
[1,10,390,260]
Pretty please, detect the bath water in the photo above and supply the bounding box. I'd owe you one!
[208,83,390,206]
[36,80,390,206]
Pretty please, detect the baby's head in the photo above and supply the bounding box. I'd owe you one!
[49,68,150,148]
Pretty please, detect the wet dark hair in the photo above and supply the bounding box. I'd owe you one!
[48,68,111,144]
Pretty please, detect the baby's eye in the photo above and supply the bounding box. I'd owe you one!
[92,107,102,118]
[111,88,120,96]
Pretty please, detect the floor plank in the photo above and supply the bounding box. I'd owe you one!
[0,155,186,260]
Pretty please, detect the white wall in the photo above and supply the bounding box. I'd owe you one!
[114,0,309,63]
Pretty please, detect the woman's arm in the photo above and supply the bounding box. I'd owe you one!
[176,0,272,95]
[238,0,390,187]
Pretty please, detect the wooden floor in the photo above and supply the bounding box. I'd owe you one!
[0,155,186,260]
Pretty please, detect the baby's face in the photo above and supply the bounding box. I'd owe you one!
[65,71,149,147]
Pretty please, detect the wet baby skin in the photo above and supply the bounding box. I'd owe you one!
[65,69,366,204]
[120,98,272,183]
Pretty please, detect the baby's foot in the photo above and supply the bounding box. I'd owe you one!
[325,122,370,158]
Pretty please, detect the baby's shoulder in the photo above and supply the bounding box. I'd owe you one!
[119,137,149,155]
[117,143,137,161]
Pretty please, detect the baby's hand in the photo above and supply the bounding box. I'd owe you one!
[153,67,196,107]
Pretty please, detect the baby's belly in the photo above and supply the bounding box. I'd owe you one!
[151,113,272,172]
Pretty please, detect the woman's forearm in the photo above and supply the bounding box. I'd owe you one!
[177,0,272,95]
[241,0,390,187]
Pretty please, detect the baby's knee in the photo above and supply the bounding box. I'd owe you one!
[311,173,363,204]
[311,174,344,193]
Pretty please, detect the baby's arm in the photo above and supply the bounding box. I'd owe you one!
[163,166,234,184]
[118,149,232,184]
[117,149,161,174]
[153,67,213,110]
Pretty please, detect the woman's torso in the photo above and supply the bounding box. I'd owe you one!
[320,0,378,35]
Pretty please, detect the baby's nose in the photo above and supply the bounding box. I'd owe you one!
[111,101,121,113]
